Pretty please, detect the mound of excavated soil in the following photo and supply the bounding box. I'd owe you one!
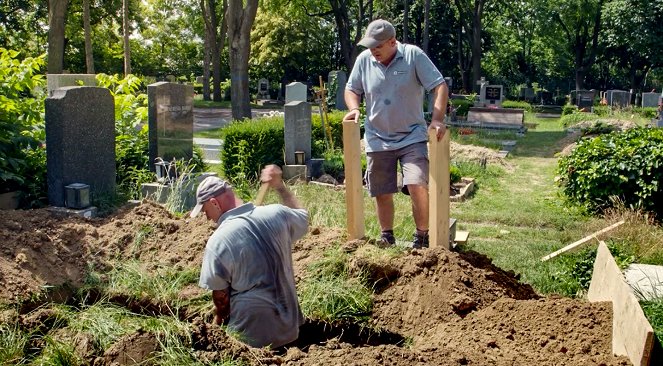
[0,203,631,365]
[451,141,514,171]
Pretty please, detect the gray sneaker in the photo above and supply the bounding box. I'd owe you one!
[412,232,429,249]
[380,231,396,246]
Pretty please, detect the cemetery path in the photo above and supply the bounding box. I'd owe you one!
[193,107,281,132]
[0,202,631,365]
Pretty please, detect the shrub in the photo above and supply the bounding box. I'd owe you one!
[221,117,285,184]
[0,49,47,206]
[636,107,658,119]
[312,110,346,157]
[557,127,663,218]
[450,165,462,184]
[562,104,578,116]
[560,110,600,127]
[502,100,532,112]
[450,98,474,116]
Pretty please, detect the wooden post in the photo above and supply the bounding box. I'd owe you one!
[428,129,450,249]
[342,119,364,239]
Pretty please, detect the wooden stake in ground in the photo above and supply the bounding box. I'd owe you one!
[342,118,364,239]
[540,220,625,261]
[428,129,450,249]
[254,182,269,206]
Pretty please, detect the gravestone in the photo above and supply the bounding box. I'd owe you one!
[521,87,535,101]
[482,85,503,107]
[575,90,595,109]
[166,75,177,83]
[641,92,659,108]
[195,76,204,84]
[148,82,194,170]
[328,71,347,110]
[257,78,270,99]
[46,74,97,96]
[284,101,312,165]
[45,87,116,207]
[607,90,631,107]
[285,82,307,104]
[444,77,453,90]
[539,91,553,105]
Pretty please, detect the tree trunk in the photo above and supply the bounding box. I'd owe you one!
[123,0,131,76]
[202,0,227,102]
[227,0,258,120]
[83,0,94,73]
[329,0,357,71]
[422,0,431,54]
[471,0,484,92]
[403,0,409,43]
[47,0,69,74]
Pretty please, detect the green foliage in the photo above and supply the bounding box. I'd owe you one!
[221,117,285,186]
[312,111,346,157]
[450,165,462,184]
[557,128,663,218]
[560,110,599,127]
[641,299,663,346]
[580,121,618,136]
[449,98,474,117]
[321,149,346,180]
[34,336,82,366]
[562,104,579,116]
[592,106,610,117]
[502,100,532,112]
[0,324,28,365]
[298,246,372,324]
[636,107,659,119]
[0,48,47,205]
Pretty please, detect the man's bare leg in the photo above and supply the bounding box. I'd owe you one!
[375,193,395,232]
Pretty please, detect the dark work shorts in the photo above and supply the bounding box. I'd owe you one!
[365,142,428,197]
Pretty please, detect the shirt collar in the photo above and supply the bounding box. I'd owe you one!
[217,202,255,225]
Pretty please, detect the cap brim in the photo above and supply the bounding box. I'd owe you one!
[358,37,381,48]
[190,203,204,218]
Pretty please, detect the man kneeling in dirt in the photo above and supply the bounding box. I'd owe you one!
[190,165,308,348]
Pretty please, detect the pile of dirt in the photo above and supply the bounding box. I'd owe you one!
[451,141,514,171]
[0,203,631,365]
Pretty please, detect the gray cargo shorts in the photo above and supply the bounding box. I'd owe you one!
[365,141,428,197]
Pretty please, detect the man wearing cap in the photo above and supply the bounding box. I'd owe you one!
[343,19,449,249]
[191,164,308,348]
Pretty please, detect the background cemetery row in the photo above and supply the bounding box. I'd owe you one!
[4,0,662,103]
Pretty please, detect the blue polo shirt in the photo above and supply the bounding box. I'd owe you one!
[346,42,444,152]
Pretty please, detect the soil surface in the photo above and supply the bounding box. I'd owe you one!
[0,202,631,365]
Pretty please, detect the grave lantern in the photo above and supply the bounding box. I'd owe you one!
[295,151,306,165]
[64,183,90,209]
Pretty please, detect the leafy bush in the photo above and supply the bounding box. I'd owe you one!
[592,105,610,117]
[636,107,658,119]
[312,110,346,157]
[562,104,578,116]
[221,117,285,184]
[502,100,532,112]
[557,127,663,218]
[0,49,47,206]
[450,165,462,184]
[580,121,617,136]
[450,98,474,116]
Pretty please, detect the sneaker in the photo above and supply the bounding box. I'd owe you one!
[380,231,396,246]
[412,232,429,249]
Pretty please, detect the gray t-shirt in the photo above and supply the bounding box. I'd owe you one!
[346,42,445,152]
[199,202,308,348]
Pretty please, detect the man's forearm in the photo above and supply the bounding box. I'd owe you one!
[431,82,449,123]
[275,185,303,209]
[344,89,361,110]
[212,289,230,325]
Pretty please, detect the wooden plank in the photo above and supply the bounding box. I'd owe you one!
[342,119,364,240]
[454,230,470,244]
[428,130,450,249]
[588,242,654,366]
[540,220,625,261]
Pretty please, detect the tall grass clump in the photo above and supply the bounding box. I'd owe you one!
[0,324,29,365]
[298,246,373,324]
[32,336,81,366]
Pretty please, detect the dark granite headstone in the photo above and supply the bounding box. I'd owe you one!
[148,82,194,170]
[641,92,659,108]
[284,101,311,165]
[575,90,595,109]
[606,90,630,107]
[46,87,116,206]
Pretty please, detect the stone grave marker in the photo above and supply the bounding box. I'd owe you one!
[285,82,307,104]
[45,87,116,207]
[607,90,631,107]
[147,82,194,170]
[328,71,347,110]
[575,90,595,109]
[166,75,177,82]
[521,87,535,101]
[641,92,659,108]
[257,78,269,99]
[284,101,311,165]
[482,85,503,107]
[195,76,204,84]
[46,74,97,96]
